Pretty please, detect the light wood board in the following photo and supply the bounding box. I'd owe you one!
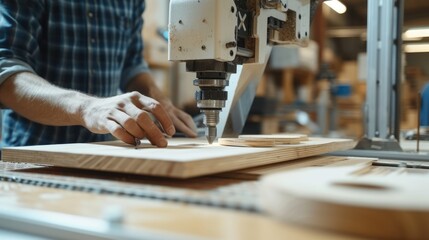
[218,137,276,147]
[239,134,308,143]
[219,156,375,180]
[2,137,356,178]
[260,165,429,239]
[219,134,308,147]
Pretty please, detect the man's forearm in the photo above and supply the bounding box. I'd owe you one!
[0,71,177,147]
[0,72,89,126]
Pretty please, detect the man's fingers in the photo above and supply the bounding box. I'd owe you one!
[171,113,198,138]
[136,112,168,147]
[139,96,175,136]
[177,111,198,137]
[109,109,146,139]
[122,103,168,147]
[106,120,136,145]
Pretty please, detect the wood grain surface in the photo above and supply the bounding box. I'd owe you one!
[2,137,356,178]
[219,156,374,180]
[260,165,429,239]
[218,138,276,147]
[239,134,308,144]
[0,181,360,240]
[219,134,307,147]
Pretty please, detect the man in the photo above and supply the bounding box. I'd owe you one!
[0,0,197,148]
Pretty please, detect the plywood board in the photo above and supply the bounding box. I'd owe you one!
[219,156,375,180]
[218,138,276,147]
[219,134,308,147]
[2,137,356,178]
[239,134,308,144]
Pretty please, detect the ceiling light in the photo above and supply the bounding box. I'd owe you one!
[404,43,429,53]
[403,27,429,39]
[323,0,347,14]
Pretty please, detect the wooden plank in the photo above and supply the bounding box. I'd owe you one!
[260,165,429,239]
[219,134,308,147]
[239,134,308,144]
[218,138,276,147]
[2,137,356,178]
[219,156,375,180]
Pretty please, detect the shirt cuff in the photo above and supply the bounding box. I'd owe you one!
[120,61,150,92]
[0,58,36,86]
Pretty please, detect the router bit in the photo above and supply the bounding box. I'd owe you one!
[202,109,220,144]
[194,77,229,144]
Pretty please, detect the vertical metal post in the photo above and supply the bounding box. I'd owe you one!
[365,0,378,139]
[365,0,402,140]
[0,110,2,140]
[394,0,403,140]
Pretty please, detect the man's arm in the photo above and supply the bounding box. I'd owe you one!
[126,72,198,138]
[0,72,175,147]
[119,1,197,138]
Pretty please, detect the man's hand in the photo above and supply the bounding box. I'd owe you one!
[126,72,198,139]
[81,91,176,147]
[158,98,198,138]
[0,72,196,147]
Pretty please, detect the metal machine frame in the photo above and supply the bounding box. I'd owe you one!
[333,0,429,161]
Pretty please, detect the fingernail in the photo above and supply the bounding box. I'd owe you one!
[167,126,175,136]
[159,138,168,148]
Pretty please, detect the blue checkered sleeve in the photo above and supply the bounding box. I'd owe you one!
[120,1,150,92]
[0,1,43,85]
[0,0,150,147]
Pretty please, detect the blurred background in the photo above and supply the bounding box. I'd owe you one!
[138,0,429,140]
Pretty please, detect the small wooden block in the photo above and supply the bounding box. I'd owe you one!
[238,134,308,144]
[218,138,276,147]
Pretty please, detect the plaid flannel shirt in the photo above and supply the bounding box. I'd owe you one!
[0,0,149,147]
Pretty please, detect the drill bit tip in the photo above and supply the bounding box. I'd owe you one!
[206,126,217,144]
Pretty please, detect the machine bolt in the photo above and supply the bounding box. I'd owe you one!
[225,41,237,48]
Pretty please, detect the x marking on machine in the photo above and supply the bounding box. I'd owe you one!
[238,12,247,31]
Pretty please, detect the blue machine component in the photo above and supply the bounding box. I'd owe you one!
[332,84,352,97]
[421,83,429,127]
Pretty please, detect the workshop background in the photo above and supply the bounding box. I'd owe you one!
[140,0,429,140]
[1,0,428,140]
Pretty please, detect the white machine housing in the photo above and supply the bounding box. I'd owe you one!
[168,0,312,139]
[169,0,237,62]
